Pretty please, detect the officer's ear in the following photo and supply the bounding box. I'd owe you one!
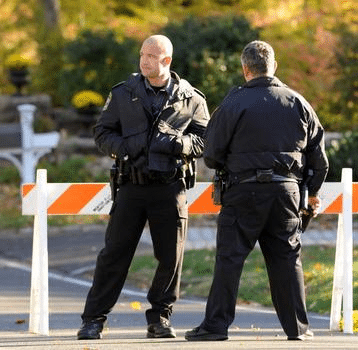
[163,56,172,67]
[242,64,251,82]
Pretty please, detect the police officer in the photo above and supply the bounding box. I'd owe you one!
[185,40,329,342]
[77,35,210,340]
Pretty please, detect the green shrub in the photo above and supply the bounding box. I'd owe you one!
[38,156,108,183]
[326,132,358,182]
[57,30,139,107]
[0,166,21,184]
[32,27,64,106]
[162,15,259,111]
[193,50,244,112]
[0,156,109,186]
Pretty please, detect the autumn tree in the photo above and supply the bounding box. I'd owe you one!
[330,25,358,130]
[0,0,357,129]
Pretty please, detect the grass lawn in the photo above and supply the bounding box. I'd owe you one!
[128,246,358,315]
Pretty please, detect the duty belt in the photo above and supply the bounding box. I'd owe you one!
[228,169,299,185]
[129,167,182,185]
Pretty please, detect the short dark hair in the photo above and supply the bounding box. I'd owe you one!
[241,40,275,76]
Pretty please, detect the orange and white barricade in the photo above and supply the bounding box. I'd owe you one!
[22,168,355,335]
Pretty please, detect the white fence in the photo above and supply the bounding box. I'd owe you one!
[0,104,59,184]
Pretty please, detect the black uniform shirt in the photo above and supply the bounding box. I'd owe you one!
[144,77,175,120]
[204,76,329,195]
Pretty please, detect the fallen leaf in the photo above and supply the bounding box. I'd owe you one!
[130,301,142,310]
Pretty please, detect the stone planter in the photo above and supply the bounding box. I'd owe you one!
[8,68,30,96]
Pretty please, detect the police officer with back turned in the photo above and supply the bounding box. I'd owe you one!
[185,40,329,342]
[77,34,210,340]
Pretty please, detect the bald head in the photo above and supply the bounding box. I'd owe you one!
[142,35,173,58]
[140,35,173,86]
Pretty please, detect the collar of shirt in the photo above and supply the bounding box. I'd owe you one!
[243,76,284,89]
[143,77,175,119]
[144,77,174,97]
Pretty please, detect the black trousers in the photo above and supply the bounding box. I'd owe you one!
[201,182,309,337]
[81,179,188,324]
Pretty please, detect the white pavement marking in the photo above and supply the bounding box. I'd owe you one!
[0,257,146,298]
[70,264,96,276]
[0,257,203,304]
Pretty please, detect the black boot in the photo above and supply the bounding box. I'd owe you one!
[77,319,104,340]
[147,316,176,338]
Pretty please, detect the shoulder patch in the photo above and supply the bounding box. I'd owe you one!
[102,92,112,111]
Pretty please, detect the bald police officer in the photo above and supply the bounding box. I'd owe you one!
[77,35,209,340]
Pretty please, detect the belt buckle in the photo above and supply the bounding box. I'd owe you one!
[256,169,273,183]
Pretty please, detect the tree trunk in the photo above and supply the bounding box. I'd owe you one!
[40,0,60,28]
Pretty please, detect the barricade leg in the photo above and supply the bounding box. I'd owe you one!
[330,214,344,331]
[342,168,353,334]
[29,169,49,335]
[329,168,353,334]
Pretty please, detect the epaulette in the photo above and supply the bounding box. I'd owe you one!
[193,88,206,99]
[112,81,125,90]
[228,86,243,95]
[225,86,240,96]
[177,78,206,99]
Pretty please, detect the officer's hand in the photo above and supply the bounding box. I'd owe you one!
[150,132,182,155]
[308,196,321,217]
